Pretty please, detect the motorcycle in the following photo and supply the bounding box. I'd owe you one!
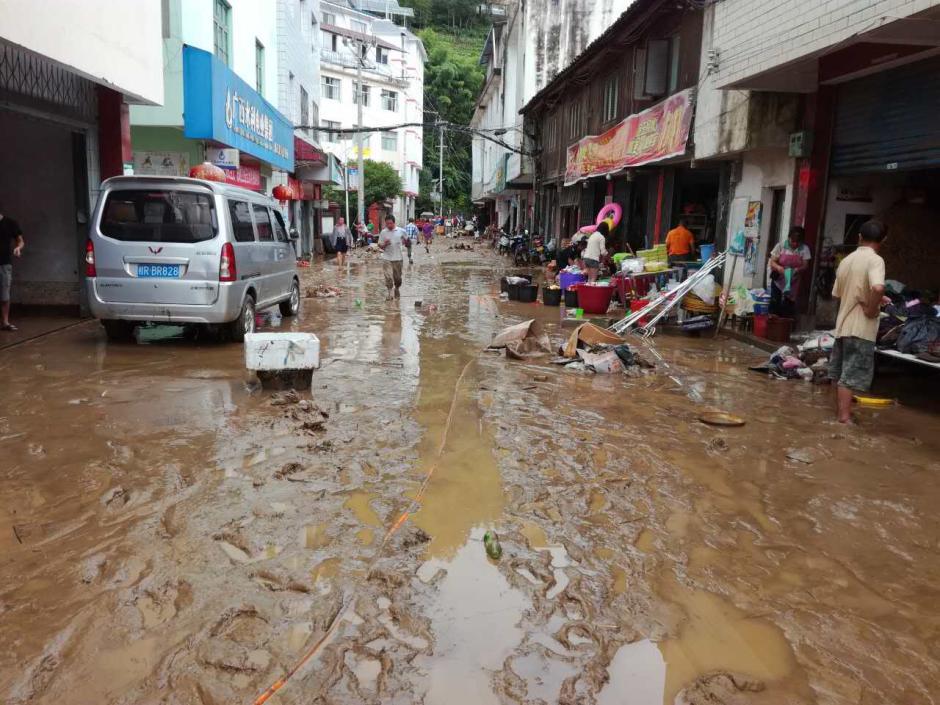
[511,233,530,266]
[497,231,511,255]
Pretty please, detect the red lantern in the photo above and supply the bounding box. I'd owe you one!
[272,184,293,201]
[189,161,227,182]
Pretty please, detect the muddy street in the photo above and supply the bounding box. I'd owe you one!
[2,246,939,705]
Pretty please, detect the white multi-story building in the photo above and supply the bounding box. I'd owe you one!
[131,0,289,192]
[273,0,336,256]
[318,0,425,223]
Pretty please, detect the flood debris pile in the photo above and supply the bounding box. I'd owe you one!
[305,284,343,299]
[269,390,330,434]
[748,333,834,383]
[487,320,654,376]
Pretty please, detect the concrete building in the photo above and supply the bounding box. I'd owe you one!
[471,0,637,233]
[318,0,425,224]
[130,0,292,197]
[699,0,940,321]
[0,0,164,311]
[271,0,338,257]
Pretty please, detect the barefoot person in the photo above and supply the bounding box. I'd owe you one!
[0,207,25,332]
[379,215,405,301]
[830,220,888,423]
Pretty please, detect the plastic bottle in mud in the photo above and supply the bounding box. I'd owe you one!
[483,530,502,559]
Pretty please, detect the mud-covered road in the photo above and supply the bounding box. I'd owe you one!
[2,246,939,705]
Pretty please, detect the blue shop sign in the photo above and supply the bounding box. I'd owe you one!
[182,45,293,172]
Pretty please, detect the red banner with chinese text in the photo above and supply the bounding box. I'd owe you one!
[564,88,694,186]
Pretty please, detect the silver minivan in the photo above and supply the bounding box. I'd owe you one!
[86,175,300,341]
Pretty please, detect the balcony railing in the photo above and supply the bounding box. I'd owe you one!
[320,49,409,88]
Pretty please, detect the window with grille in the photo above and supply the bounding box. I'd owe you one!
[351,19,367,33]
[300,85,309,127]
[568,102,581,138]
[353,81,370,107]
[381,89,398,112]
[214,0,231,66]
[322,76,340,100]
[382,132,398,151]
[603,75,619,123]
[376,46,389,65]
[255,40,265,93]
[322,11,335,25]
[322,120,341,142]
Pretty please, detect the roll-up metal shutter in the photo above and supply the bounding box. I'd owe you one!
[831,56,940,176]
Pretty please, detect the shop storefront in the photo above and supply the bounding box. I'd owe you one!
[0,43,133,312]
[558,89,713,254]
[815,55,940,330]
[132,45,293,203]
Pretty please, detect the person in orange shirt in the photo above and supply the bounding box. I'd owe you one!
[665,217,696,265]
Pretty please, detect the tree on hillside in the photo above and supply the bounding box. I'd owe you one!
[400,0,484,30]
[416,27,485,214]
[324,159,403,219]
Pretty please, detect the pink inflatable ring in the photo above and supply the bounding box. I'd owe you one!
[596,203,623,228]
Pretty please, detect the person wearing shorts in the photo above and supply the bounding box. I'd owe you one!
[582,221,609,283]
[0,209,25,331]
[830,220,888,423]
[379,215,405,301]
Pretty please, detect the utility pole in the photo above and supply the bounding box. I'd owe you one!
[438,123,444,222]
[343,155,350,228]
[356,41,366,231]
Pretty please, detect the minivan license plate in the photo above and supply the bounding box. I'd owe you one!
[138,264,180,278]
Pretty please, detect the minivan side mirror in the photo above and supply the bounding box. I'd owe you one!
[289,228,299,240]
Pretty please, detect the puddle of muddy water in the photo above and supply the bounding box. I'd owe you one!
[414,533,528,705]
[597,639,666,705]
[659,586,799,702]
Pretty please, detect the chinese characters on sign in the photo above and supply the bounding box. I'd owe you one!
[224,90,289,161]
[564,88,695,186]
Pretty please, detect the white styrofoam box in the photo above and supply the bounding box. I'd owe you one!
[244,333,320,371]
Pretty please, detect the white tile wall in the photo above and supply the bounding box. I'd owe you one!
[713,0,940,87]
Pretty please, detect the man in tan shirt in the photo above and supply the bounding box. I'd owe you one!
[829,220,888,423]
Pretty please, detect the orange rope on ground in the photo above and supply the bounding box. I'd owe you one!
[251,354,479,705]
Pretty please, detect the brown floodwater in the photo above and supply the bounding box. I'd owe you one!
[1,245,938,705]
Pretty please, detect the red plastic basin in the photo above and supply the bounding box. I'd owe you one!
[577,284,615,314]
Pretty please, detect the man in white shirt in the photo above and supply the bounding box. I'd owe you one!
[379,215,406,301]
[583,221,609,282]
[830,220,888,423]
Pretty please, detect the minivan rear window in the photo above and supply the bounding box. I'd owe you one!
[101,190,218,243]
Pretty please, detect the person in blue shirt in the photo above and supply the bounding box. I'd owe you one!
[404,217,418,264]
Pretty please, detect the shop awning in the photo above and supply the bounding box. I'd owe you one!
[182,46,294,172]
[294,135,326,165]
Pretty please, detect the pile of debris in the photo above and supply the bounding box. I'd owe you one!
[555,322,654,376]
[749,333,833,383]
[449,242,473,251]
[487,320,654,376]
[270,390,330,434]
[305,284,343,298]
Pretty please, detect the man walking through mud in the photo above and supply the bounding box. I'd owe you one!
[379,215,405,301]
[0,205,25,332]
[830,220,888,423]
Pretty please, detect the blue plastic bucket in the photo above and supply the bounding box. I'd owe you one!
[699,243,716,261]
[754,302,770,315]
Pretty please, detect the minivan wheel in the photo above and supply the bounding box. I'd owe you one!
[280,279,300,317]
[102,319,136,342]
[229,295,256,343]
